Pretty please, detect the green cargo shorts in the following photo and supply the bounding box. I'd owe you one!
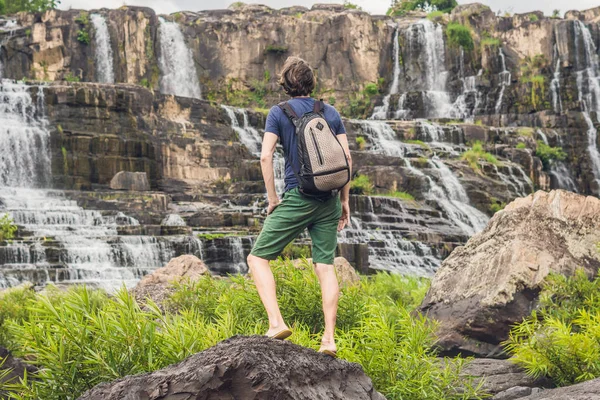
[250,188,342,265]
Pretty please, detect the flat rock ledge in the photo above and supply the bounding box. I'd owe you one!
[77,335,386,400]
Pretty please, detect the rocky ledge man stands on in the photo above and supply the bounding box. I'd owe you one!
[246,56,352,357]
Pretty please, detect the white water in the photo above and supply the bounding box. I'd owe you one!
[356,120,408,157]
[0,81,201,290]
[450,49,482,121]
[405,19,451,118]
[221,105,285,194]
[162,214,186,226]
[550,44,562,114]
[372,25,401,120]
[158,17,201,99]
[90,14,115,84]
[495,48,511,114]
[573,20,600,191]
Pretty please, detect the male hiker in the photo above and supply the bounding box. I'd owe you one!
[246,56,352,357]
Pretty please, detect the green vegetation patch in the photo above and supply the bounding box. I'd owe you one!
[0,261,486,399]
[77,29,90,45]
[355,136,366,150]
[536,141,566,168]
[0,213,17,243]
[462,141,498,171]
[481,37,500,48]
[505,269,600,386]
[446,22,474,51]
[385,190,415,201]
[350,174,374,195]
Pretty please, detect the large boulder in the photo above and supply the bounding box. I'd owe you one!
[131,255,210,305]
[109,171,150,191]
[517,377,600,399]
[77,335,386,400]
[420,190,600,357]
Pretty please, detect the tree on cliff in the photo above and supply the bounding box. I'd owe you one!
[387,0,456,15]
[0,0,59,15]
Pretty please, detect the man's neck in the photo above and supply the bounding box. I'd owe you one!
[292,95,311,99]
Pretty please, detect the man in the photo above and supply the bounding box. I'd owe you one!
[246,56,352,357]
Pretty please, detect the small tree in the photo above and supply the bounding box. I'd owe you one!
[3,0,60,14]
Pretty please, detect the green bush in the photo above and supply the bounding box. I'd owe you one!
[516,142,526,149]
[0,285,35,348]
[505,269,600,386]
[551,9,561,19]
[355,136,366,150]
[77,29,90,44]
[363,82,379,96]
[390,0,457,14]
[529,14,539,22]
[385,190,415,201]
[461,141,498,171]
[64,72,80,82]
[264,45,288,54]
[427,10,444,20]
[481,37,500,48]
[0,214,17,243]
[280,242,311,260]
[343,0,361,10]
[0,261,485,400]
[446,23,474,51]
[536,141,566,168]
[74,11,89,25]
[350,174,374,195]
[2,0,58,14]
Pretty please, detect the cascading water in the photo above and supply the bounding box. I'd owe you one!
[495,48,511,114]
[355,120,408,157]
[550,44,562,114]
[539,130,578,192]
[450,49,482,121]
[222,105,285,194]
[0,81,202,290]
[158,17,202,99]
[371,25,401,120]
[572,20,600,191]
[90,14,115,84]
[405,19,451,118]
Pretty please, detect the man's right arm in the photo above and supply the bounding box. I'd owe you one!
[261,131,280,215]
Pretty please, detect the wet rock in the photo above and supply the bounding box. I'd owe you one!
[77,335,386,400]
[131,255,209,304]
[109,171,151,191]
[293,257,361,286]
[420,190,600,357]
[0,347,37,393]
[493,387,543,400]
[461,358,549,395]
[517,378,600,399]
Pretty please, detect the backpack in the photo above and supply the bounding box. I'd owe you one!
[278,100,350,198]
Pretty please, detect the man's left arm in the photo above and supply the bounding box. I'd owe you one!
[336,133,352,231]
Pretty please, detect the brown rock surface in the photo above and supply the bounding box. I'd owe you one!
[132,255,209,304]
[77,335,386,400]
[420,190,600,357]
[109,171,151,191]
[293,257,361,286]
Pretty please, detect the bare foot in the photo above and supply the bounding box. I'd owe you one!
[318,338,337,353]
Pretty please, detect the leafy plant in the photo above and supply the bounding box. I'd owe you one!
[0,214,17,243]
[529,14,539,22]
[536,141,566,168]
[356,136,366,150]
[516,142,526,149]
[350,174,374,195]
[427,10,444,20]
[481,37,500,48]
[505,269,600,386]
[264,45,288,54]
[446,22,474,51]
[64,72,80,82]
[280,242,311,260]
[363,82,379,96]
[461,141,498,171]
[551,9,561,19]
[519,55,547,109]
[389,0,457,14]
[229,1,245,9]
[77,29,90,44]
[74,11,89,26]
[386,190,415,201]
[343,0,361,10]
[0,285,35,348]
[2,0,59,14]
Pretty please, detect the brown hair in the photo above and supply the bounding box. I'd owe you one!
[278,56,316,97]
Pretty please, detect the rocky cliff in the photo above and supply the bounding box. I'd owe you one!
[1,3,600,289]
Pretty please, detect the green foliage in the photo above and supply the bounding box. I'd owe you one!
[516,142,527,149]
[0,285,35,348]
[140,78,150,88]
[61,146,68,174]
[363,82,379,96]
[280,242,311,260]
[529,14,539,22]
[341,85,378,119]
[405,139,430,149]
[505,269,600,386]
[2,0,59,14]
[427,10,444,20]
[328,96,336,106]
[25,28,31,37]
[0,261,486,400]
[516,127,534,137]
[481,37,500,48]
[536,141,566,169]
[489,200,506,213]
[446,22,474,51]
[64,72,80,82]
[356,136,366,150]
[343,0,361,10]
[520,55,547,109]
[77,29,90,44]
[385,190,415,201]
[196,232,229,240]
[389,0,457,14]
[551,9,561,19]
[0,214,17,243]
[350,174,374,195]
[264,45,288,54]
[229,1,245,9]
[74,11,89,25]
[462,141,498,171]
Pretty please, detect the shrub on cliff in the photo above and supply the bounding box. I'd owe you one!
[446,23,474,51]
[505,269,600,386]
[0,214,17,243]
[1,0,59,14]
[388,0,457,14]
[0,260,485,400]
[535,141,566,169]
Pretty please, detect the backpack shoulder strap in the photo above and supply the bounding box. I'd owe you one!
[313,99,324,114]
[278,101,299,123]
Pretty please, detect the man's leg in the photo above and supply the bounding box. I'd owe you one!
[247,254,288,335]
[307,195,342,352]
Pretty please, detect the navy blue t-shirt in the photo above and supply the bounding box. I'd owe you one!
[265,98,346,192]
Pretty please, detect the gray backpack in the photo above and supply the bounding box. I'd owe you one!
[278,100,350,198]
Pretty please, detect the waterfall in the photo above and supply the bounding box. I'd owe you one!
[222,105,285,194]
[405,19,451,118]
[573,20,600,191]
[495,48,511,114]
[550,44,562,114]
[158,17,202,99]
[90,14,115,84]
[450,49,482,121]
[162,214,186,226]
[355,120,407,157]
[0,82,201,290]
[371,25,401,120]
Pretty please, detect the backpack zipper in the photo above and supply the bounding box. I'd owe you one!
[309,127,324,166]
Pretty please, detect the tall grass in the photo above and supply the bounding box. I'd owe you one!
[0,260,485,400]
